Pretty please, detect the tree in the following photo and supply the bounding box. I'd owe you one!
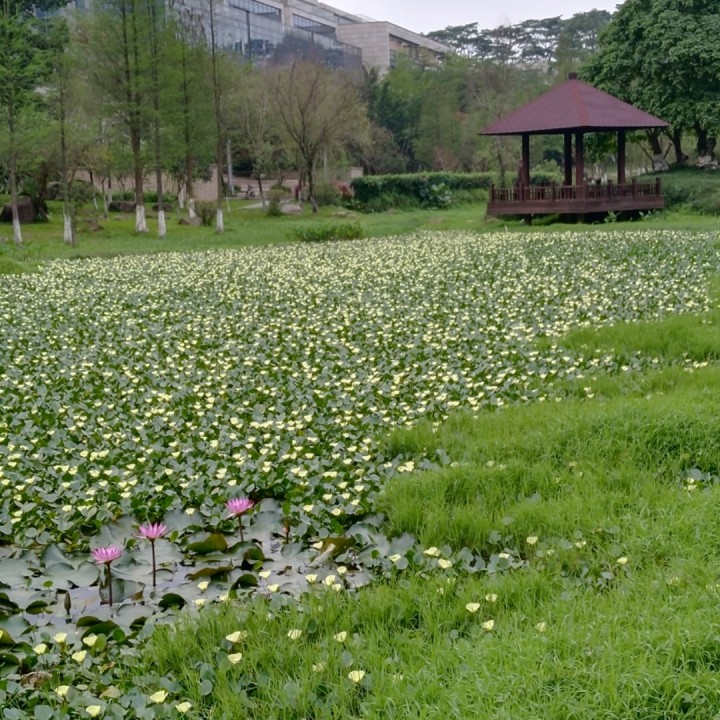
[268,59,366,212]
[0,0,53,244]
[583,0,720,162]
[77,0,153,233]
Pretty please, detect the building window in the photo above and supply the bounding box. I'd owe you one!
[229,0,281,21]
[292,14,335,36]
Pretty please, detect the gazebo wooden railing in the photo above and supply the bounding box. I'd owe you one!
[488,178,664,217]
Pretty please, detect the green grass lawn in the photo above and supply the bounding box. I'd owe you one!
[2,198,719,275]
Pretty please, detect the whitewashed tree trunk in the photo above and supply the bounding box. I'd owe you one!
[215,208,224,233]
[178,186,185,210]
[63,212,74,245]
[188,197,196,219]
[158,209,166,238]
[135,204,148,233]
[12,216,22,245]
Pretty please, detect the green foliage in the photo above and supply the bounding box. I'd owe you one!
[312,183,341,207]
[648,168,720,215]
[290,221,363,242]
[583,0,720,159]
[194,200,215,227]
[114,190,177,205]
[351,172,494,210]
[265,197,283,217]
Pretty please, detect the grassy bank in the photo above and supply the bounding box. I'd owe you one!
[129,284,720,719]
[1,196,719,274]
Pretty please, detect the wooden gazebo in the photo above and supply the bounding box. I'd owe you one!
[481,74,668,220]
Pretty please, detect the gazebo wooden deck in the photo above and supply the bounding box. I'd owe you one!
[481,74,669,221]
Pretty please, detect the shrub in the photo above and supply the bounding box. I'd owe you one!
[642,168,720,215]
[195,201,215,227]
[266,198,283,217]
[290,221,363,243]
[312,183,341,207]
[115,190,178,204]
[350,172,495,211]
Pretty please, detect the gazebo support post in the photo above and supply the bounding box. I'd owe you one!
[521,133,530,188]
[575,132,585,222]
[617,130,626,185]
[564,132,573,187]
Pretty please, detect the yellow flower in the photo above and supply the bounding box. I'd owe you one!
[526,536,538,545]
[194,598,206,607]
[85,706,103,717]
[536,621,547,632]
[312,662,325,672]
[55,685,70,698]
[333,631,348,642]
[72,650,87,663]
[228,652,243,664]
[465,603,480,613]
[287,629,302,640]
[176,701,192,714]
[53,632,68,644]
[33,643,48,655]
[423,546,440,557]
[225,631,247,643]
[259,570,272,579]
[438,559,452,569]
[482,619,495,631]
[197,580,209,591]
[149,690,168,703]
[617,556,628,565]
[306,574,318,584]
[485,593,498,603]
[348,670,366,683]
[83,634,98,648]
[323,575,337,586]
[267,584,280,593]
[388,554,402,563]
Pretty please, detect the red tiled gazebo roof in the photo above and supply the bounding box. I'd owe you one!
[481,74,668,136]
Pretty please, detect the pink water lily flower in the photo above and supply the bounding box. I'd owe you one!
[138,522,168,541]
[91,546,122,565]
[91,545,122,607]
[138,522,168,588]
[226,498,256,542]
[226,498,255,516]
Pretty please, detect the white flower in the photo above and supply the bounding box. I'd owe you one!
[83,634,98,648]
[465,603,480,613]
[53,632,68,644]
[176,702,193,714]
[526,536,538,545]
[333,631,348,642]
[617,556,628,565]
[438,559,452,569]
[287,629,302,640]
[225,631,247,643]
[348,670,366,683]
[536,621,547,632]
[72,650,87,663]
[485,593,498,603]
[228,652,243,664]
[33,643,48,655]
[388,554,402,563]
[423,546,441,557]
[149,690,168,703]
[482,619,495,631]
[306,574,318,584]
[85,706,103,718]
[55,685,70,698]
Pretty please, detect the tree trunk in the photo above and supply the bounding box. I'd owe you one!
[9,155,22,245]
[694,123,709,158]
[209,0,224,233]
[307,165,318,213]
[59,69,75,246]
[671,128,686,166]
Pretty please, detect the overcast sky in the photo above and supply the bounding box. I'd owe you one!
[335,1,620,34]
